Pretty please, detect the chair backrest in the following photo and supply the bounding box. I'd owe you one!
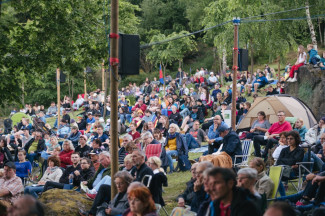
[268,166,283,199]
[145,144,162,159]
[241,140,252,162]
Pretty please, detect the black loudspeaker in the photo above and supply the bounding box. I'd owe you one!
[238,49,249,71]
[60,70,66,83]
[118,33,140,75]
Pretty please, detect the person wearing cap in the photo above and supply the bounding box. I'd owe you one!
[75,135,91,158]
[0,162,24,209]
[207,115,229,154]
[67,126,81,148]
[189,87,198,100]
[57,119,71,139]
[180,105,204,133]
[87,112,96,124]
[208,72,218,87]
[216,125,242,162]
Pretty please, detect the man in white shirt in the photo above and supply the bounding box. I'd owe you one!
[208,72,218,87]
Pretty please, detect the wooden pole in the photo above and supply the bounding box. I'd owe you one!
[231,18,240,130]
[278,57,281,82]
[84,69,87,97]
[103,67,108,118]
[110,0,119,199]
[56,68,61,129]
[162,62,166,96]
[102,60,105,91]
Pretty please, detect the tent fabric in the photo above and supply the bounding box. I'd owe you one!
[11,112,33,127]
[237,95,317,130]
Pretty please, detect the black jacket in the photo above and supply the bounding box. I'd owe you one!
[276,146,304,166]
[132,163,153,185]
[77,119,87,130]
[213,187,261,216]
[59,164,82,184]
[75,145,91,158]
[222,129,242,163]
[73,166,95,186]
[24,138,46,154]
[149,171,168,206]
[178,178,195,205]
[191,185,207,213]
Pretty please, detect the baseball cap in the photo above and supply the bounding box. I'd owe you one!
[87,112,93,115]
[221,102,228,106]
[80,135,88,141]
[89,149,102,155]
[218,125,229,133]
[4,161,16,170]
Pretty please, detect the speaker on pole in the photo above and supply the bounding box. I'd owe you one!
[60,70,66,83]
[118,33,140,75]
[238,49,249,71]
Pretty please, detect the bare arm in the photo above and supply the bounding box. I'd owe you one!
[0,188,10,197]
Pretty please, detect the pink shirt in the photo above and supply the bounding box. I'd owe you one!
[268,121,292,135]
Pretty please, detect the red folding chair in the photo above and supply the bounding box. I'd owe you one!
[145,144,162,159]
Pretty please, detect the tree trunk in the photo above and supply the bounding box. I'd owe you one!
[250,38,254,74]
[318,18,323,45]
[222,47,227,85]
[305,1,317,49]
[71,79,74,102]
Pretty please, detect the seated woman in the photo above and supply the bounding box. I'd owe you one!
[41,136,61,160]
[0,138,13,168]
[294,118,307,142]
[123,154,134,173]
[15,149,32,182]
[249,157,274,199]
[128,123,141,140]
[169,105,182,125]
[123,187,157,216]
[24,156,63,198]
[153,128,166,145]
[147,156,168,206]
[156,116,169,137]
[59,140,74,168]
[164,124,190,173]
[271,132,288,162]
[223,91,232,105]
[276,130,304,196]
[96,171,133,216]
[247,111,271,139]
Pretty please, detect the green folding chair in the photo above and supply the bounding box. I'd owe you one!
[268,166,283,201]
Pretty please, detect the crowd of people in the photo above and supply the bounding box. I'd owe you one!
[1,50,325,216]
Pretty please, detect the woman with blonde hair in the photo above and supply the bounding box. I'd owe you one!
[287,45,306,82]
[294,118,307,141]
[147,156,168,206]
[164,123,190,173]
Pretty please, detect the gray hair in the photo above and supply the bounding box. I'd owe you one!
[198,161,214,170]
[99,151,111,158]
[141,131,153,140]
[123,134,133,142]
[64,140,75,151]
[238,167,258,179]
[133,149,146,158]
[114,171,134,186]
[168,123,180,133]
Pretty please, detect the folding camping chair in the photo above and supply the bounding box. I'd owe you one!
[145,144,163,159]
[233,140,255,168]
[267,166,283,201]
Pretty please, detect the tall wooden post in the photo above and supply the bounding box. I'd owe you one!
[278,57,281,82]
[231,17,240,130]
[110,0,119,199]
[84,69,87,97]
[162,62,166,96]
[56,68,61,129]
[102,60,105,91]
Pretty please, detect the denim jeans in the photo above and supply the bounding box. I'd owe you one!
[303,151,324,172]
[184,134,200,149]
[72,103,81,110]
[180,108,190,119]
[93,175,111,192]
[24,185,44,198]
[166,150,178,172]
[278,170,296,196]
[27,153,38,163]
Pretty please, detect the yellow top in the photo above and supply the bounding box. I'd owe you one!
[165,138,177,151]
[28,141,38,153]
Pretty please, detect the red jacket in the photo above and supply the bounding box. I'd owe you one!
[131,104,147,113]
[59,150,74,168]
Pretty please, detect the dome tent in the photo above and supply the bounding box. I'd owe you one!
[237,95,317,131]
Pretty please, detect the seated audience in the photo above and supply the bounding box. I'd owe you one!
[15,150,32,182]
[59,140,74,168]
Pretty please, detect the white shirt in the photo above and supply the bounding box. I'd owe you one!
[209,76,217,83]
[298,52,307,64]
[272,145,288,160]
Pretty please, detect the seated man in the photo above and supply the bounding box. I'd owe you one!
[246,71,268,96]
[207,115,228,154]
[43,152,81,192]
[186,120,207,149]
[253,111,292,158]
[24,131,46,164]
[217,125,242,163]
[237,168,262,206]
[67,126,81,148]
[57,120,71,139]
[131,149,153,183]
[0,162,24,212]
[45,102,57,118]
[180,106,204,133]
[206,167,261,216]
[177,163,198,208]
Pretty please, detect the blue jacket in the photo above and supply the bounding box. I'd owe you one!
[164,132,188,155]
[308,49,319,63]
[67,131,81,146]
[57,125,71,136]
[208,122,228,142]
[222,129,242,162]
[294,126,307,141]
[254,76,268,87]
